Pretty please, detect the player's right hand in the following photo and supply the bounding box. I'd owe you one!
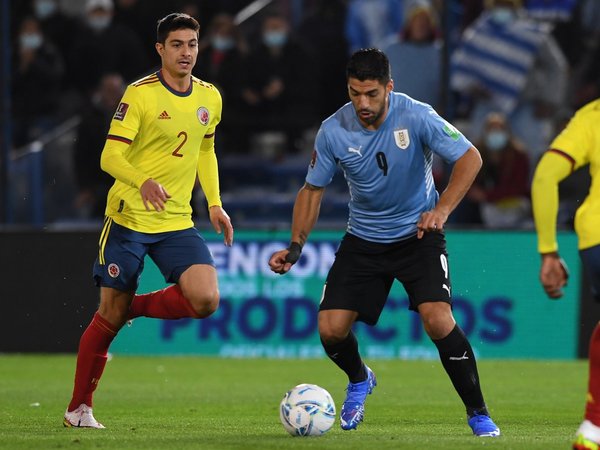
[209,206,234,247]
[540,253,569,299]
[140,178,171,212]
[269,246,299,275]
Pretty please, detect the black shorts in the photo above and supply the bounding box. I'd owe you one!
[319,232,452,325]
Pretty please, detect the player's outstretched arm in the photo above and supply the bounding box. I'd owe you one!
[209,205,234,246]
[417,146,482,238]
[531,150,572,255]
[532,150,573,299]
[269,183,324,274]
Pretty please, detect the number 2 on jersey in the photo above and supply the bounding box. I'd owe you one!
[172,131,188,157]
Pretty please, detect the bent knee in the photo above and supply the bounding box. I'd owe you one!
[420,309,455,339]
[188,290,220,318]
[318,323,350,345]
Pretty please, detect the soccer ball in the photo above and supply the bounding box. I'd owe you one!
[279,383,336,436]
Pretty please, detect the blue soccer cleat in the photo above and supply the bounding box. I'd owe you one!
[468,413,500,437]
[340,366,377,430]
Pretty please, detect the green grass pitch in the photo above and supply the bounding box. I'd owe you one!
[0,355,587,449]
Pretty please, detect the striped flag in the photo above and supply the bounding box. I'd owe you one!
[450,12,551,114]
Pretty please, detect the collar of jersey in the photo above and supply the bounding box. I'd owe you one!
[157,70,193,97]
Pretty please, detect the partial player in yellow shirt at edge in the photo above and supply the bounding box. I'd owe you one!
[532,99,600,450]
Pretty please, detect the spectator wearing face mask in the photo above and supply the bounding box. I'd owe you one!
[240,11,318,155]
[194,13,248,153]
[450,0,568,163]
[464,112,532,228]
[31,0,77,68]
[12,15,65,147]
[384,1,442,110]
[67,0,149,99]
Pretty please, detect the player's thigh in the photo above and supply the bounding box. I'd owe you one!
[178,264,219,301]
[149,227,215,285]
[396,232,452,311]
[319,234,393,326]
[93,218,148,292]
[580,244,600,301]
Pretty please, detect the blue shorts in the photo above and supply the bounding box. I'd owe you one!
[93,217,215,292]
[580,244,600,302]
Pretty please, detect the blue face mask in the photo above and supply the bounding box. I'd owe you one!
[34,0,57,19]
[211,36,234,51]
[20,33,43,50]
[485,130,509,151]
[263,31,287,48]
[491,7,515,25]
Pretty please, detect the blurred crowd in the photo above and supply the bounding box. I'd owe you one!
[9,0,600,227]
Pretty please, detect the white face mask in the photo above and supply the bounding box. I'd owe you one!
[263,30,287,48]
[485,130,509,151]
[87,15,111,32]
[491,7,515,25]
[211,36,234,51]
[20,33,43,50]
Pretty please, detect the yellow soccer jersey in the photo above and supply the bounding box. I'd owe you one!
[100,70,222,233]
[533,98,600,251]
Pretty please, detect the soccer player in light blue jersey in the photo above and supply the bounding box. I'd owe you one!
[269,48,499,437]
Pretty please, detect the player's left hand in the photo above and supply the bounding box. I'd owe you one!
[209,206,234,246]
[417,209,448,239]
[540,253,569,299]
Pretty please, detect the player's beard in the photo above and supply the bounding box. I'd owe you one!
[358,102,386,126]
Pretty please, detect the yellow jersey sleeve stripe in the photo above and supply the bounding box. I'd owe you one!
[204,132,215,139]
[101,138,150,189]
[547,149,575,172]
[107,134,133,145]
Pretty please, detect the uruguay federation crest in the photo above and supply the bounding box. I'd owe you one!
[394,129,410,149]
[197,106,209,125]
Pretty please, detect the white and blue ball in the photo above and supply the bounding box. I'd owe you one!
[279,383,336,436]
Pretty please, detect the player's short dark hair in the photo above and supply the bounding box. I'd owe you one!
[346,48,391,85]
[157,13,200,44]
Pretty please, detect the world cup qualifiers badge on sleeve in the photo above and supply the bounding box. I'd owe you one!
[197,107,209,125]
[113,102,129,121]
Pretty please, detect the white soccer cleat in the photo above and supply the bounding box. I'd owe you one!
[63,404,105,429]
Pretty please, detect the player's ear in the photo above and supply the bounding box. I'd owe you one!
[155,42,164,57]
[387,78,394,93]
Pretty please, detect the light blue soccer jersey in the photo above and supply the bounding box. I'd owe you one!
[306,92,473,242]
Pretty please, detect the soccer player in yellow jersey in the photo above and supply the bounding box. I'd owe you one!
[531,99,600,450]
[63,13,233,429]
